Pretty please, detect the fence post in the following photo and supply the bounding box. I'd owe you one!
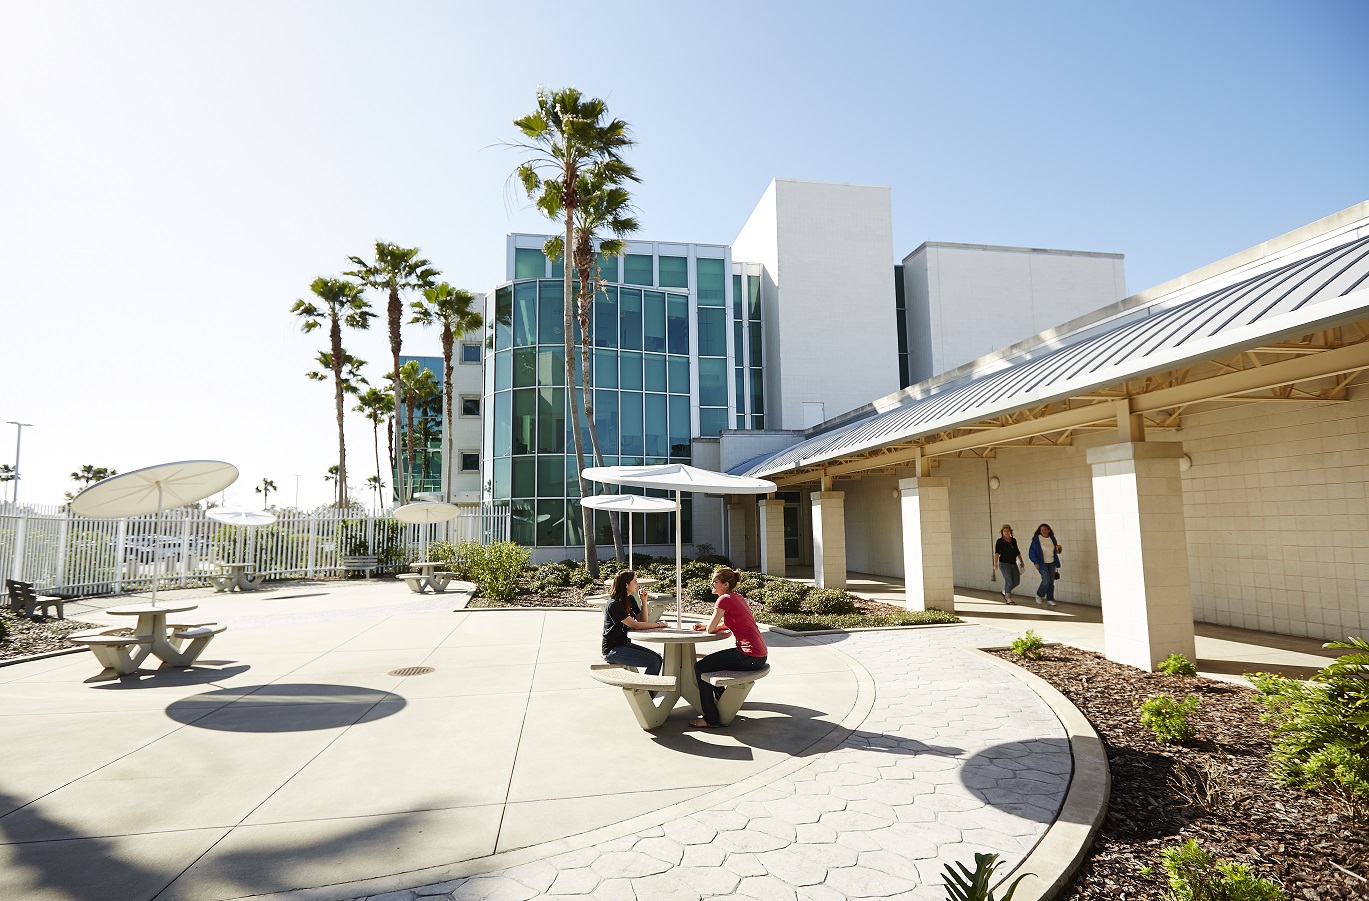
[11,511,28,583]
[178,513,192,587]
[113,518,126,594]
[55,510,71,589]
[306,512,318,580]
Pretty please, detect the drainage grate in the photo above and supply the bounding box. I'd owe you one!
[388,666,436,677]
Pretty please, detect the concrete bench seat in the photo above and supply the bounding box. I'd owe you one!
[589,666,677,692]
[702,666,771,688]
[702,665,771,724]
[69,628,155,677]
[589,662,678,730]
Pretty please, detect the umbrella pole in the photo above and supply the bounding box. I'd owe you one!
[628,515,633,570]
[675,489,682,628]
[151,481,164,607]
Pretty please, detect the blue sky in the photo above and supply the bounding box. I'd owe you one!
[2,1,1366,508]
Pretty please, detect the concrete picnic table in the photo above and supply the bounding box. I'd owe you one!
[208,561,264,593]
[629,626,726,715]
[103,601,223,669]
[400,561,458,594]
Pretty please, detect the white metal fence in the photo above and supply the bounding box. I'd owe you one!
[0,503,510,598]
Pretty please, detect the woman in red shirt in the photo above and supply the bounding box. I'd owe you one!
[690,566,768,728]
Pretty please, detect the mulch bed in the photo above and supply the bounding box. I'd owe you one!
[468,587,911,620]
[0,610,102,662]
[992,644,1368,900]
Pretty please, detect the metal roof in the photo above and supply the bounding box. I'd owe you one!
[739,231,1369,479]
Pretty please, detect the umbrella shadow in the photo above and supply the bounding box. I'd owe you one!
[165,683,405,732]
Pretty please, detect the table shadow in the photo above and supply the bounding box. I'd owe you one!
[89,663,252,688]
[165,683,405,732]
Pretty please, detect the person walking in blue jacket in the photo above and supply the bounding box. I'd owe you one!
[1028,523,1062,607]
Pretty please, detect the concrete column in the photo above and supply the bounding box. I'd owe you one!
[726,499,754,570]
[810,491,847,590]
[759,498,786,577]
[1086,441,1196,672]
[900,477,953,612]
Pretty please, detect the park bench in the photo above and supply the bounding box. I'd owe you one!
[341,555,379,578]
[701,666,772,724]
[5,579,65,619]
[69,628,154,676]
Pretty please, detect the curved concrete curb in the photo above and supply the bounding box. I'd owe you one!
[258,634,879,901]
[0,645,85,668]
[965,647,1111,901]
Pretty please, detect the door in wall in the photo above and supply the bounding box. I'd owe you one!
[783,503,801,563]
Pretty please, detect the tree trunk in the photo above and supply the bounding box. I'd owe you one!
[330,317,348,509]
[405,398,416,503]
[385,415,395,506]
[564,212,597,576]
[442,324,454,503]
[372,421,382,509]
[578,282,625,566]
[389,284,404,505]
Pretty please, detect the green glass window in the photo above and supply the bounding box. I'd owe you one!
[494,349,511,391]
[514,248,546,280]
[667,356,689,395]
[700,408,728,437]
[750,369,764,414]
[697,308,726,357]
[512,389,535,455]
[733,321,744,365]
[493,457,510,498]
[494,286,512,352]
[565,456,581,498]
[594,287,617,348]
[511,456,535,498]
[658,255,688,288]
[666,294,688,355]
[537,347,565,387]
[566,498,584,544]
[493,391,511,456]
[513,282,536,347]
[513,347,536,389]
[537,499,564,546]
[550,253,564,280]
[735,368,745,413]
[645,393,668,457]
[698,358,727,406]
[747,274,761,320]
[749,325,763,364]
[538,281,565,346]
[736,413,746,429]
[697,258,724,305]
[595,390,619,455]
[623,254,653,285]
[537,455,564,498]
[752,414,765,429]
[619,351,642,391]
[620,391,643,455]
[511,499,535,545]
[618,288,642,350]
[643,354,667,392]
[643,291,666,352]
[537,388,565,454]
[597,252,619,284]
[669,396,690,457]
[732,274,742,318]
[593,349,618,388]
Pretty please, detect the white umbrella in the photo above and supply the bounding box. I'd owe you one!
[207,508,277,571]
[580,494,676,565]
[71,460,239,607]
[581,464,776,626]
[392,501,461,560]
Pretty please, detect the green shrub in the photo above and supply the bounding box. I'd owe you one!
[566,562,597,589]
[737,578,762,598]
[685,579,715,603]
[1159,838,1285,901]
[1010,629,1046,660]
[1250,636,1369,799]
[942,851,1030,901]
[1139,693,1200,744]
[680,560,715,582]
[806,588,857,615]
[458,541,530,603]
[761,609,960,631]
[766,593,805,615]
[1158,653,1199,676]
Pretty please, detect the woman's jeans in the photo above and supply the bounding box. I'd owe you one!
[1036,564,1056,601]
[695,648,768,726]
[1000,563,1020,596]
[604,642,662,677]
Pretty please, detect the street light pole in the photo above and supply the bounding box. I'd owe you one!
[294,474,301,510]
[6,422,32,505]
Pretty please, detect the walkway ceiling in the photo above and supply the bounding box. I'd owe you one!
[742,232,1369,487]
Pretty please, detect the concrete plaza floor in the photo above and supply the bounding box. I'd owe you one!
[0,575,1328,901]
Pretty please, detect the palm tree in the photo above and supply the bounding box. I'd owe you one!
[291,276,374,508]
[513,86,637,576]
[395,360,440,503]
[325,464,340,486]
[354,387,396,508]
[63,465,119,501]
[364,474,386,507]
[346,242,439,502]
[411,282,482,502]
[545,167,640,564]
[255,478,278,508]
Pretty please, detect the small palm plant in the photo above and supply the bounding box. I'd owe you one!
[943,852,1030,901]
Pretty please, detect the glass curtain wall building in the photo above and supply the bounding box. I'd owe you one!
[394,354,445,500]
[483,238,754,551]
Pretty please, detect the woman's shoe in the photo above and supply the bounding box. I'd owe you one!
[1046,600,1057,608]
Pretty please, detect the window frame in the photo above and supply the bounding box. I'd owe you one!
[460,342,482,364]
[460,395,481,417]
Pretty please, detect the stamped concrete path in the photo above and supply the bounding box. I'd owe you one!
[0,583,1085,901]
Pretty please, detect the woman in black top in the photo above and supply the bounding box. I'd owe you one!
[601,570,667,675]
[993,524,1024,605]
